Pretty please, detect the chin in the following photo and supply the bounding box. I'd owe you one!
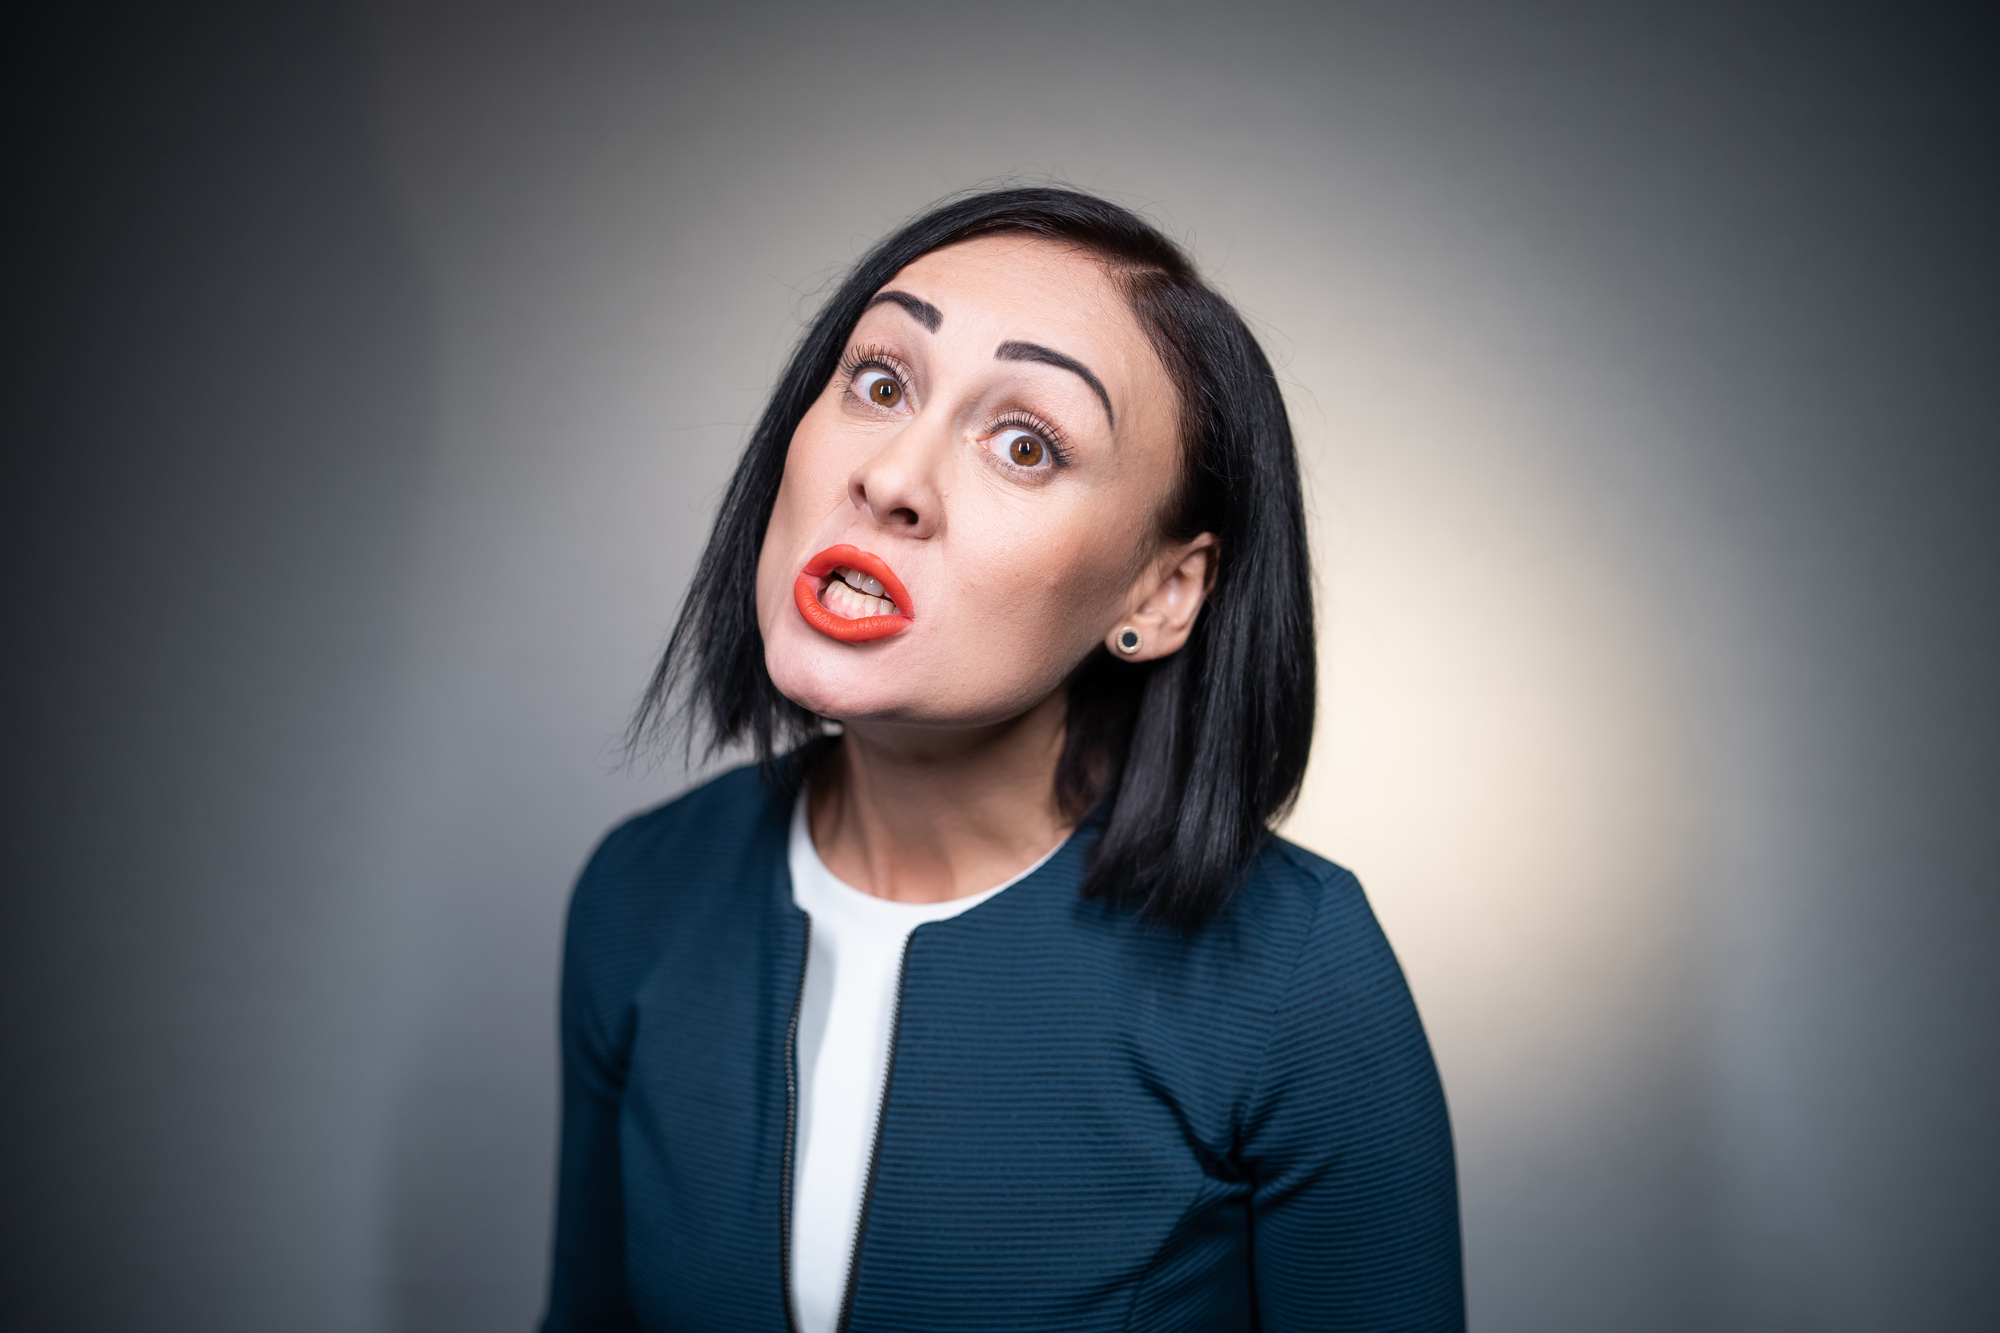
[765,621,918,722]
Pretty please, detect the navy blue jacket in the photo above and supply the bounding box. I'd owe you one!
[543,764,1462,1331]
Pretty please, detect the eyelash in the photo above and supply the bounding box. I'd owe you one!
[838,342,911,389]
[837,343,1073,470]
[993,410,1072,469]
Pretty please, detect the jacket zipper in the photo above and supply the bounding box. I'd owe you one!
[833,933,913,1333]
[780,916,813,1333]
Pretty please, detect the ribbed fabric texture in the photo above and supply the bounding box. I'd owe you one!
[543,764,1462,1332]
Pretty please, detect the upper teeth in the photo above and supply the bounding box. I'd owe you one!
[835,566,887,598]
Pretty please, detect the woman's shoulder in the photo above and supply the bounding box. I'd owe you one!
[593,760,781,851]
[1251,834,1360,897]
[1231,836,1413,1007]
[568,762,788,931]
[1234,835,1374,940]
[558,765,798,1064]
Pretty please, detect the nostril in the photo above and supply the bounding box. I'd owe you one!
[890,507,919,526]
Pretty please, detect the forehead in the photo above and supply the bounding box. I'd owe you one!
[880,236,1140,347]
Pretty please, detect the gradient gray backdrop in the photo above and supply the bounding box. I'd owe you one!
[4,1,1995,1330]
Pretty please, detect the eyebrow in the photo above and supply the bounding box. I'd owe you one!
[996,340,1114,428]
[867,290,942,333]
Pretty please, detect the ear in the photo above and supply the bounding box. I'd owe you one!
[1103,533,1220,662]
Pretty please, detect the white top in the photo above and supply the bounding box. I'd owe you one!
[786,792,1063,1333]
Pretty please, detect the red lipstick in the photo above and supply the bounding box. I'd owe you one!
[793,545,915,642]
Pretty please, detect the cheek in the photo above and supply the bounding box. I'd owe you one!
[756,414,845,609]
[949,497,1147,659]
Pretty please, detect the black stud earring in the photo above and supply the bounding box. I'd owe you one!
[1115,626,1142,655]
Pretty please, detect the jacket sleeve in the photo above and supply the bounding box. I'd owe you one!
[1242,864,1464,1331]
[541,836,644,1333]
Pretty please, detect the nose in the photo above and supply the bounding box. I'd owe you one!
[848,416,944,539]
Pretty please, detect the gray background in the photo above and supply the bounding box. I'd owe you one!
[3,1,1994,1329]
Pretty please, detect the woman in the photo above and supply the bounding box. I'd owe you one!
[544,188,1461,1332]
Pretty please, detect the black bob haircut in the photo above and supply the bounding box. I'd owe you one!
[634,187,1315,929]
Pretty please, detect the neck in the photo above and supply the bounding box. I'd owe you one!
[807,690,1072,903]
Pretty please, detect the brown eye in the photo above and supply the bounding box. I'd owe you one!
[856,370,901,408]
[1008,434,1046,467]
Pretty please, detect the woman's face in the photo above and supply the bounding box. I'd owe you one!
[755,234,1209,730]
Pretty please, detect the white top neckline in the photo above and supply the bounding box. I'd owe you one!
[790,797,1043,921]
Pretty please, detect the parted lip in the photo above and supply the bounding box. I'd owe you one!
[793,545,915,642]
